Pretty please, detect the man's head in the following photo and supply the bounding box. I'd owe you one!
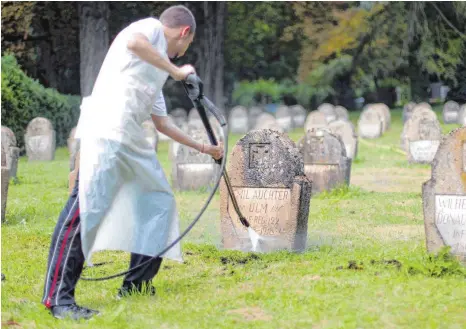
[160,5,196,60]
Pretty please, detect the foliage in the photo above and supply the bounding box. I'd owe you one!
[1,54,80,151]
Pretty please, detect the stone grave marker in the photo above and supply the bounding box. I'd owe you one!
[357,109,383,139]
[248,106,264,130]
[442,101,460,124]
[253,113,283,133]
[403,102,417,123]
[24,117,56,161]
[304,111,328,132]
[298,129,351,194]
[275,105,293,132]
[142,120,159,151]
[172,129,220,191]
[328,119,358,159]
[170,108,188,127]
[317,103,337,123]
[335,105,349,121]
[416,102,432,111]
[364,104,390,132]
[290,105,306,128]
[422,127,466,263]
[406,117,442,164]
[401,106,438,151]
[1,126,20,178]
[220,129,312,252]
[229,106,249,134]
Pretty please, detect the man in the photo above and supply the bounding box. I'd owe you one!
[41,5,223,320]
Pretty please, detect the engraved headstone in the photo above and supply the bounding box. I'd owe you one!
[172,129,220,191]
[358,109,383,139]
[229,106,249,134]
[317,103,337,123]
[24,117,56,161]
[401,106,438,151]
[403,102,417,123]
[304,111,328,132]
[253,113,283,133]
[1,126,20,178]
[442,100,460,124]
[290,105,306,128]
[422,127,466,263]
[328,119,358,159]
[248,107,264,130]
[275,105,293,132]
[406,117,442,164]
[142,120,158,151]
[334,105,349,121]
[220,129,311,252]
[298,129,351,194]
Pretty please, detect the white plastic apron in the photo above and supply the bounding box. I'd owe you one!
[76,78,182,264]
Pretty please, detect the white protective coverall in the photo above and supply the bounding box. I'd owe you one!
[74,18,183,264]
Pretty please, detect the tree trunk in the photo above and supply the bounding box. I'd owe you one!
[78,1,109,97]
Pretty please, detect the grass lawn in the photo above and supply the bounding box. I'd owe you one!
[2,106,465,329]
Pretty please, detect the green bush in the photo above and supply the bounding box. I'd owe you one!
[1,54,81,151]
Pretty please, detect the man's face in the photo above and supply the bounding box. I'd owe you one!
[170,28,194,60]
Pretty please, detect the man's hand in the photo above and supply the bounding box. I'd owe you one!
[203,142,224,160]
[171,64,196,81]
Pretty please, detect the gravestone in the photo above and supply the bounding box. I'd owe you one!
[406,117,442,164]
[442,101,460,124]
[220,129,312,252]
[24,117,56,161]
[304,111,328,132]
[275,105,293,132]
[290,105,306,128]
[298,129,351,194]
[403,102,417,123]
[248,107,264,130]
[357,109,383,139]
[422,127,466,263]
[229,106,249,134]
[401,106,438,151]
[459,104,466,126]
[317,103,337,123]
[335,105,349,121]
[172,129,220,191]
[170,108,188,127]
[328,119,358,159]
[364,104,389,132]
[142,120,158,151]
[1,126,20,178]
[253,113,283,133]
[416,102,432,111]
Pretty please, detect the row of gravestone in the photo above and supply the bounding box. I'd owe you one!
[404,100,466,126]
[357,103,391,139]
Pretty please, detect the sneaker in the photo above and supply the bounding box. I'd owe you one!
[51,303,99,320]
[116,284,156,299]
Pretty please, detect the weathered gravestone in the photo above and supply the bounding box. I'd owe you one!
[358,109,383,139]
[142,120,159,151]
[220,129,312,252]
[406,117,442,164]
[298,129,351,194]
[328,119,358,159]
[459,104,466,126]
[1,126,20,178]
[275,105,293,132]
[335,105,349,121]
[170,108,188,127]
[24,117,56,161]
[229,106,249,134]
[442,100,460,124]
[1,147,10,222]
[290,105,306,128]
[253,113,284,133]
[422,127,466,263]
[363,104,390,132]
[304,111,327,132]
[317,103,337,123]
[401,106,438,151]
[416,102,432,111]
[172,129,221,191]
[248,107,264,130]
[403,102,417,123]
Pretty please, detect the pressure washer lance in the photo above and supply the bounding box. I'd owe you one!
[182,74,269,252]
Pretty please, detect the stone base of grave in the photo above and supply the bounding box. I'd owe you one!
[220,176,312,253]
[2,167,10,222]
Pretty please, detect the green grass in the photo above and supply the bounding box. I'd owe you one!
[2,107,465,329]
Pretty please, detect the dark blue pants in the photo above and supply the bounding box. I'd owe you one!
[41,172,163,308]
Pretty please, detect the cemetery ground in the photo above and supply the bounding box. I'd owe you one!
[2,106,466,329]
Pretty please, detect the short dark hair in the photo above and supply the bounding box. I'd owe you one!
[160,5,196,35]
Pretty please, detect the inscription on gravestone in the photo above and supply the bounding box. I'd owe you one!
[409,140,440,163]
[435,195,466,254]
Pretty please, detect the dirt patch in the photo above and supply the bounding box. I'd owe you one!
[227,307,272,321]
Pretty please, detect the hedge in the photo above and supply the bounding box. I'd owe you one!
[1,54,81,151]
